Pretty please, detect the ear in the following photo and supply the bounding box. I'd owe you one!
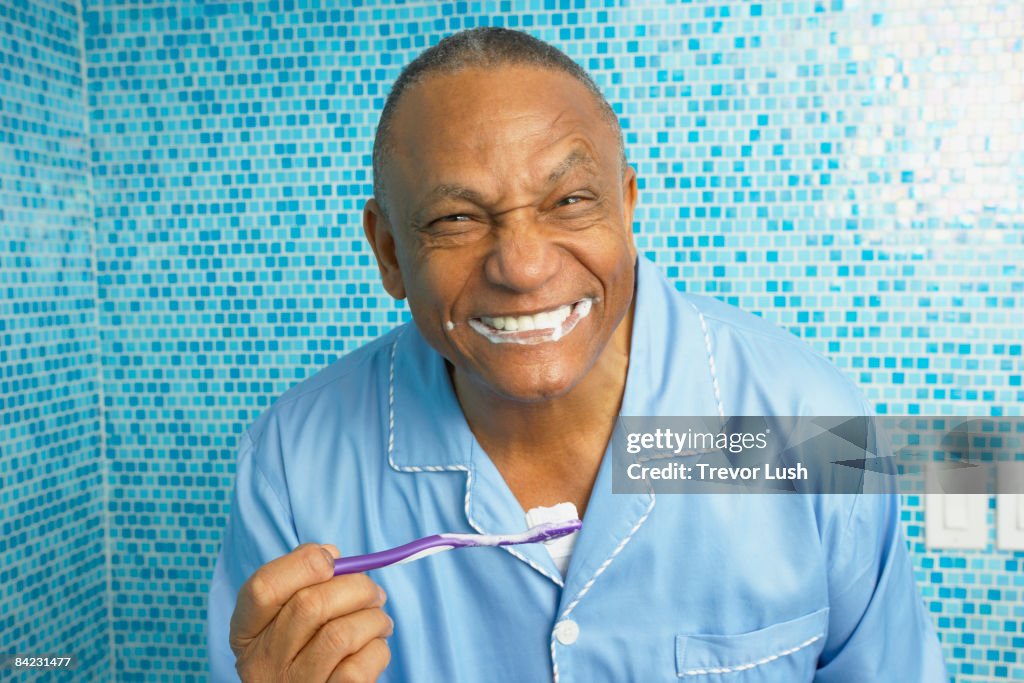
[362,198,407,300]
[621,165,639,258]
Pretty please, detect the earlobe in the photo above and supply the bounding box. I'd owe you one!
[362,199,407,300]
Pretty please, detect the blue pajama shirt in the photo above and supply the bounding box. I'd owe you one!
[208,256,946,682]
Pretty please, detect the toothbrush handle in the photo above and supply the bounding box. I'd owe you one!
[333,535,455,575]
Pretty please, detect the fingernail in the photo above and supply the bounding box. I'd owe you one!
[320,547,335,569]
[377,586,387,605]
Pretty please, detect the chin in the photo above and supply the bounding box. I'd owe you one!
[477,364,585,403]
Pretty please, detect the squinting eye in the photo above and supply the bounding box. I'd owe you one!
[437,214,471,223]
[558,196,584,207]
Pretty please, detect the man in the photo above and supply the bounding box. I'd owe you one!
[208,28,946,681]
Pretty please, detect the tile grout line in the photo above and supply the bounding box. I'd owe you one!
[74,0,116,677]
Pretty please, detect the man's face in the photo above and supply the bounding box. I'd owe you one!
[364,64,638,403]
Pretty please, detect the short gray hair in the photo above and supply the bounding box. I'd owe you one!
[371,27,626,218]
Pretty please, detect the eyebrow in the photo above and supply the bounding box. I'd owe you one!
[430,183,485,204]
[546,149,598,184]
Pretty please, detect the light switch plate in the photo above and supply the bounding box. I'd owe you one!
[996,462,1024,551]
[925,462,987,550]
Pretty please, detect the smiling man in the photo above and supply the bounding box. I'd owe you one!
[208,28,945,682]
[362,50,639,519]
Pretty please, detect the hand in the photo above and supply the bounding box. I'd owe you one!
[229,543,393,682]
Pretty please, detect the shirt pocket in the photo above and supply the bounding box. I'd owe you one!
[676,607,829,681]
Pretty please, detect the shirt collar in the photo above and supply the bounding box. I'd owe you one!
[388,322,475,472]
[619,256,725,419]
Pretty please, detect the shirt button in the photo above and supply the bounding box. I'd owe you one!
[554,619,580,645]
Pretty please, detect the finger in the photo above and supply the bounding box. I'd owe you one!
[231,543,336,647]
[289,608,394,681]
[327,638,392,683]
[262,573,386,662]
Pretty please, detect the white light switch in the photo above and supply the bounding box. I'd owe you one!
[925,463,987,550]
[996,462,1024,551]
[926,495,987,549]
[944,495,968,529]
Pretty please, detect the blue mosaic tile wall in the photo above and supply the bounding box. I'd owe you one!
[0,0,109,679]
[0,0,1012,680]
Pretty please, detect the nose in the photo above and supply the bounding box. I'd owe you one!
[483,221,560,293]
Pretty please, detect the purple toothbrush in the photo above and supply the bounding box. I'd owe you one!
[332,519,583,576]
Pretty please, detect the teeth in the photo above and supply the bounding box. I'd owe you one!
[480,303,579,333]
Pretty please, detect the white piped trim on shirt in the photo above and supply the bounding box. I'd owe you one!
[677,633,824,677]
[689,301,725,420]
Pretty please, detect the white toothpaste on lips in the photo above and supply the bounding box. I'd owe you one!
[467,298,594,345]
